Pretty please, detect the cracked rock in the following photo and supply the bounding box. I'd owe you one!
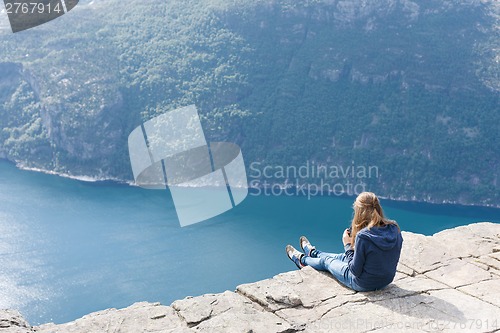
[0,310,32,333]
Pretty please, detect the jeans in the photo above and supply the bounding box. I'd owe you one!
[301,250,369,292]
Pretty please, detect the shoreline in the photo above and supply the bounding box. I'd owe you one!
[5,159,500,211]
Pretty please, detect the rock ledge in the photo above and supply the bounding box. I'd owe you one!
[2,222,499,333]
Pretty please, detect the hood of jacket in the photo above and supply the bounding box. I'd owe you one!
[357,224,400,251]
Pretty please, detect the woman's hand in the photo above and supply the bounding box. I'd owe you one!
[342,229,352,246]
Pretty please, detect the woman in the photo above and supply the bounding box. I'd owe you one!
[286,192,403,291]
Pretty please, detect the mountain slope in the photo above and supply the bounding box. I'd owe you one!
[0,0,498,205]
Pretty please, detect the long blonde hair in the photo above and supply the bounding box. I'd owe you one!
[350,192,399,248]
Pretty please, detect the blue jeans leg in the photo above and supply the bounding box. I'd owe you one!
[302,250,367,291]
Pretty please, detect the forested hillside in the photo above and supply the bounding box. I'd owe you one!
[0,0,498,206]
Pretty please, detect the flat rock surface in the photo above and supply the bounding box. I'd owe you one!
[1,222,499,333]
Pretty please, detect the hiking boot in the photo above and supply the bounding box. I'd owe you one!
[300,236,316,257]
[286,245,304,269]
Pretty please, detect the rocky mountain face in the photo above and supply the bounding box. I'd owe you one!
[0,0,498,205]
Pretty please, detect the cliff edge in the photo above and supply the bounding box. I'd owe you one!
[2,222,499,333]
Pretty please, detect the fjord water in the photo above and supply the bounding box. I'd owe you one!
[0,161,499,325]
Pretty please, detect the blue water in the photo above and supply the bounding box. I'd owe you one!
[0,160,499,325]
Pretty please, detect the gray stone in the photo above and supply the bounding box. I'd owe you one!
[173,291,293,332]
[0,310,33,333]
[475,253,500,276]
[424,289,500,332]
[458,279,500,308]
[35,302,190,333]
[396,262,415,277]
[362,275,448,302]
[432,222,500,257]
[398,231,453,273]
[463,257,492,271]
[303,298,433,333]
[237,267,354,311]
[424,258,492,288]
[275,292,368,329]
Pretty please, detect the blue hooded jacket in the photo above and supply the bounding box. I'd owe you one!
[344,223,403,290]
